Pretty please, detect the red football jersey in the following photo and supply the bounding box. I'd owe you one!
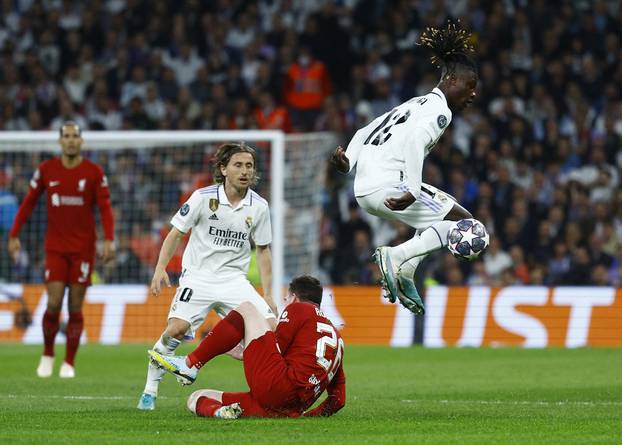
[10,157,114,254]
[276,301,346,412]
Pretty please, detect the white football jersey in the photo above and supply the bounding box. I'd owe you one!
[346,87,452,198]
[171,184,272,280]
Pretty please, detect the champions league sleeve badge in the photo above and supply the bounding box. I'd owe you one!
[180,203,190,216]
[437,115,448,129]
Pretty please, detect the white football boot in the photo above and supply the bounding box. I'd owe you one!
[36,355,54,378]
[373,247,399,303]
[214,403,243,419]
[148,350,197,385]
[396,257,425,315]
[59,362,75,378]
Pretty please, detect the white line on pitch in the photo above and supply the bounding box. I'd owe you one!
[1,394,170,400]
[401,399,622,406]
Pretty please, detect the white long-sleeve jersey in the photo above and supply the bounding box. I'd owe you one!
[346,87,452,198]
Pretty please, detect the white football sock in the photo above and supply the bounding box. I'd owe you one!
[398,255,424,280]
[143,333,181,396]
[390,220,454,266]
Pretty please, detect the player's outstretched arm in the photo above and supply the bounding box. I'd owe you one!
[330,146,350,174]
[150,227,185,296]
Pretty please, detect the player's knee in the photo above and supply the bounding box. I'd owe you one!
[68,303,82,313]
[445,204,472,221]
[187,391,202,414]
[46,301,62,313]
[236,301,257,317]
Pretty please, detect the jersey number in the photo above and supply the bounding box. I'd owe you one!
[364,109,411,146]
[179,287,193,302]
[316,322,344,381]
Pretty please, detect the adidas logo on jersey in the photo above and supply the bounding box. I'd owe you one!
[209,214,219,220]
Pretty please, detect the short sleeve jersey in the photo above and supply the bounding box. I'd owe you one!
[27,158,110,254]
[276,302,345,410]
[170,184,272,279]
[345,87,452,197]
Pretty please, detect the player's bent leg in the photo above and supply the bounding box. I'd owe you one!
[190,390,243,419]
[150,306,252,385]
[187,389,223,414]
[234,301,272,347]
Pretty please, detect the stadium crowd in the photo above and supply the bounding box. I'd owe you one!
[1,0,622,287]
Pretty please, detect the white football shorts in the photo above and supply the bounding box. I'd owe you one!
[356,183,454,230]
[167,269,276,337]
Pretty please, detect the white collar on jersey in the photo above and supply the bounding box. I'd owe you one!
[217,184,253,208]
[431,87,448,105]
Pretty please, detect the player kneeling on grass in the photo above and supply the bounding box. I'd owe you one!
[150,275,346,419]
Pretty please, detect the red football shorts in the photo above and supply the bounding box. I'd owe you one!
[45,250,95,286]
[221,331,300,417]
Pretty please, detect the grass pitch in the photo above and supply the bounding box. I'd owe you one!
[1,344,621,444]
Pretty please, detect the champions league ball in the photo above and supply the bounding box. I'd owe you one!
[447,218,490,261]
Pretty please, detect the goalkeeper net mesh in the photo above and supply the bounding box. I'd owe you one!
[0,131,337,299]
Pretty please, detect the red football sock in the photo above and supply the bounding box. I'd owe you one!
[42,310,60,357]
[187,310,244,369]
[64,311,84,366]
[196,396,222,417]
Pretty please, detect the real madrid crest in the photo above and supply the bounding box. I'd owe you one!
[209,198,219,212]
[245,216,253,229]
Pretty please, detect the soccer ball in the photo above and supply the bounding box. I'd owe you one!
[446,218,490,261]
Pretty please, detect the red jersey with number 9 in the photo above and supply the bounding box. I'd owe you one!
[276,301,345,411]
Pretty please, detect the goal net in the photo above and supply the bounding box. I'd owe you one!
[0,130,337,305]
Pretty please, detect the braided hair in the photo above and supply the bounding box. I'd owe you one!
[418,21,477,78]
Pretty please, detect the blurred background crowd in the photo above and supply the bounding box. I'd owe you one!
[1,0,622,288]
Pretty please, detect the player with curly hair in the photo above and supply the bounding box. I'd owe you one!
[332,22,479,314]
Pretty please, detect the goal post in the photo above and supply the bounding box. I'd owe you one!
[0,130,337,306]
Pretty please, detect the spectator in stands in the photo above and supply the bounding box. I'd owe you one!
[0,1,621,287]
[283,45,332,131]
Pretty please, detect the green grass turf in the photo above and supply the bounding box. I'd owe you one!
[1,345,621,444]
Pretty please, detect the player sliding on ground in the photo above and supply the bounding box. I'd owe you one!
[149,275,346,419]
[332,22,478,314]
[137,143,278,410]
